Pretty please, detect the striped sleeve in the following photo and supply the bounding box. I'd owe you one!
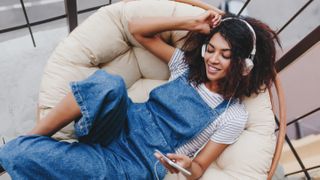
[168,48,188,81]
[210,107,248,144]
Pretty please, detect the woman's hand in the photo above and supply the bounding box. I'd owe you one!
[191,10,222,34]
[154,152,192,174]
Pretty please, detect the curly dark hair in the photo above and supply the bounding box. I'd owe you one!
[180,14,281,100]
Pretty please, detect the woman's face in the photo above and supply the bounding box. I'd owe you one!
[203,32,232,84]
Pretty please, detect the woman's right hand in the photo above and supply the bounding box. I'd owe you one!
[191,10,222,34]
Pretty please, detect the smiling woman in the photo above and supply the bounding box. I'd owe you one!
[0,1,283,179]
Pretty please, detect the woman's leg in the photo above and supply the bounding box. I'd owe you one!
[0,70,130,178]
[29,92,81,136]
[71,70,129,146]
[31,69,129,145]
[0,135,125,179]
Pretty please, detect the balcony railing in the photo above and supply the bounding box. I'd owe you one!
[0,0,112,47]
[238,0,318,179]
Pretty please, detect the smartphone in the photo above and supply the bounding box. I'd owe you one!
[154,149,192,176]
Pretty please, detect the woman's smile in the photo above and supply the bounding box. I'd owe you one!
[207,64,221,73]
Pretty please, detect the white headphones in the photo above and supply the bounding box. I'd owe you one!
[201,17,256,76]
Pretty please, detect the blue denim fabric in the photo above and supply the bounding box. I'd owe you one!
[70,70,129,146]
[0,70,228,180]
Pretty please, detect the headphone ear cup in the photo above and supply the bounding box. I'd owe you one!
[242,58,254,76]
[201,44,206,58]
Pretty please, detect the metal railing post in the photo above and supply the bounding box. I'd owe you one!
[294,122,303,139]
[64,0,78,33]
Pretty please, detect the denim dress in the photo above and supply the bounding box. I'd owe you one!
[0,70,228,180]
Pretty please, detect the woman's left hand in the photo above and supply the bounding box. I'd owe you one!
[191,10,222,34]
[154,152,192,174]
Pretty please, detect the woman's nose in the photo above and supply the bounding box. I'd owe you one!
[208,52,220,63]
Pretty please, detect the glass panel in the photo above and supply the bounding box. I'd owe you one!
[247,0,319,56]
[272,43,320,139]
[276,0,319,56]
[0,0,27,29]
[31,18,67,36]
[77,0,110,11]
[78,11,95,24]
[297,111,320,137]
[279,44,320,131]
[24,0,65,23]
[0,18,67,44]
[280,133,320,178]
[0,27,30,42]
[279,144,305,178]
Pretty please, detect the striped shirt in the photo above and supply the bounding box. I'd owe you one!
[169,49,248,157]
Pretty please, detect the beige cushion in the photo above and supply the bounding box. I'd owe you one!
[38,1,276,179]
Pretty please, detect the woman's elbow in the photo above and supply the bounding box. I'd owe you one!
[128,20,136,35]
[129,20,141,37]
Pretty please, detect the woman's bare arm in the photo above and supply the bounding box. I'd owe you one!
[129,11,221,63]
[29,92,81,136]
[129,16,194,63]
[187,141,228,179]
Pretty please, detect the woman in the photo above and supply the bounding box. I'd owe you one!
[128,10,279,179]
[0,7,280,180]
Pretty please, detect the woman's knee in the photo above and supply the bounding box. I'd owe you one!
[98,71,127,102]
[79,70,128,107]
[109,76,127,100]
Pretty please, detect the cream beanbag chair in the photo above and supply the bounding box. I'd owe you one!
[38,1,276,179]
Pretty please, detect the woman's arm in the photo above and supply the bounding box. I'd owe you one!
[155,141,228,179]
[29,92,81,136]
[187,141,228,179]
[128,10,221,63]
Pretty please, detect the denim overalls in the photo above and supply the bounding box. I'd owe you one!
[0,70,228,180]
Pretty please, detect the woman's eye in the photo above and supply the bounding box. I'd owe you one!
[222,52,231,59]
[222,54,231,59]
[207,48,215,53]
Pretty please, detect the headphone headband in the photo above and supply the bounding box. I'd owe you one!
[221,17,256,76]
[221,17,256,57]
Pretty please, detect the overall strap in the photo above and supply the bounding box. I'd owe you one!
[181,72,231,117]
[213,98,231,117]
